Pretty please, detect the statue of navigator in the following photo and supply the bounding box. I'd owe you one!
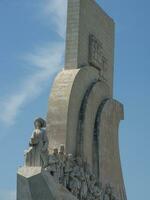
[25,118,49,168]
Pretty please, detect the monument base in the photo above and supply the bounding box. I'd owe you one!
[17,166,78,200]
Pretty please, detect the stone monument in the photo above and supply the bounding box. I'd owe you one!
[17,0,127,200]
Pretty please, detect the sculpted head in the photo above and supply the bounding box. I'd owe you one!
[59,144,65,154]
[67,154,74,162]
[105,184,112,195]
[89,174,96,184]
[34,118,46,129]
[76,157,83,166]
[53,148,58,155]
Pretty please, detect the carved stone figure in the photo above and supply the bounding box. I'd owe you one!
[73,157,87,199]
[40,146,119,200]
[69,165,81,198]
[80,176,88,200]
[58,144,66,184]
[93,184,102,200]
[103,184,116,200]
[86,174,97,200]
[64,154,75,188]
[25,118,49,168]
[48,148,60,182]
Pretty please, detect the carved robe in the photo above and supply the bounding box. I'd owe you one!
[25,128,49,167]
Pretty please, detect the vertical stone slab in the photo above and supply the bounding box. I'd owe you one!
[65,0,80,68]
[17,174,32,200]
[75,81,110,168]
[65,0,115,95]
[47,67,99,154]
[96,99,127,199]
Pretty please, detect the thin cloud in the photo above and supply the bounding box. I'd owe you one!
[0,189,16,200]
[0,0,67,126]
[42,0,67,38]
[0,42,64,126]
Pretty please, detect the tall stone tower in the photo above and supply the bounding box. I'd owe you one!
[47,0,127,199]
[17,1,127,200]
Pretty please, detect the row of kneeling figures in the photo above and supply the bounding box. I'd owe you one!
[46,146,118,200]
[46,146,99,199]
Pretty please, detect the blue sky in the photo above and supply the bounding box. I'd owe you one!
[0,0,149,199]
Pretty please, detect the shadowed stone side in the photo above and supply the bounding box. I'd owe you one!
[96,99,127,200]
[77,81,110,169]
[47,66,99,155]
[17,167,78,200]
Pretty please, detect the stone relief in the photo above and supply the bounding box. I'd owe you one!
[46,145,101,199]
[103,184,118,200]
[46,146,118,200]
[24,118,119,200]
[89,34,107,80]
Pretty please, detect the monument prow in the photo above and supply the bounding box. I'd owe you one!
[17,0,127,200]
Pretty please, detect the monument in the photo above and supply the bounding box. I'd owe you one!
[17,0,127,200]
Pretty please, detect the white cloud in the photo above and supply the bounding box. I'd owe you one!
[42,0,67,38]
[0,189,16,200]
[0,0,67,126]
[0,42,64,126]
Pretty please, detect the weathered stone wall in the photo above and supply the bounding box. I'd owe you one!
[47,66,100,154]
[65,0,114,95]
